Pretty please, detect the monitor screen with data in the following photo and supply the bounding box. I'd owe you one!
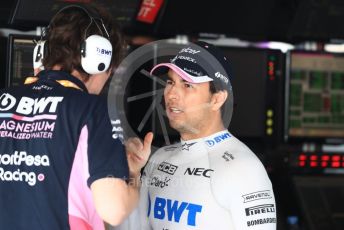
[6,34,38,87]
[286,51,344,139]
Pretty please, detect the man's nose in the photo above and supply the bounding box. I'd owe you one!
[165,84,180,100]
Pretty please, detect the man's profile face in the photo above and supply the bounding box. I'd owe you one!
[163,69,214,135]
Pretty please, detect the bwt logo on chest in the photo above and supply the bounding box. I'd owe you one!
[0,93,63,115]
[149,196,203,227]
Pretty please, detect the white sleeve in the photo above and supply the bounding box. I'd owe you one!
[211,155,277,230]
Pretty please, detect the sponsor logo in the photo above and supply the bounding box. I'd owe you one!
[150,176,170,188]
[222,151,234,162]
[0,93,63,115]
[182,142,196,151]
[111,119,124,140]
[32,85,52,90]
[112,126,123,132]
[245,204,275,216]
[179,47,200,55]
[158,162,178,175]
[0,93,16,111]
[176,55,196,63]
[242,190,272,203]
[247,218,276,227]
[0,120,55,140]
[215,72,229,84]
[205,132,231,147]
[0,94,62,139]
[97,48,112,56]
[164,146,178,151]
[0,150,50,186]
[183,67,203,76]
[184,167,214,178]
[149,196,202,227]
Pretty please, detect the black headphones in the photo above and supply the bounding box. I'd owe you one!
[33,5,113,74]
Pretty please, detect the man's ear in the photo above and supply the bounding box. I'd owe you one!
[210,90,228,111]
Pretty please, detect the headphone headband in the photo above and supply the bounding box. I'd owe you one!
[48,4,110,39]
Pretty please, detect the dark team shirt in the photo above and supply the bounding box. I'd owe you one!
[0,70,129,230]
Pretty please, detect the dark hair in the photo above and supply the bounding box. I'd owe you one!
[42,4,126,77]
[209,81,228,116]
[209,81,227,94]
[209,81,217,94]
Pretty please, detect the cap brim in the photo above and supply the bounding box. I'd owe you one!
[150,63,213,83]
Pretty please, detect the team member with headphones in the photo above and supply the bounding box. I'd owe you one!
[0,4,151,230]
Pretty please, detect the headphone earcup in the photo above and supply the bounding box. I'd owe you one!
[80,41,86,57]
[81,35,112,75]
[33,40,46,70]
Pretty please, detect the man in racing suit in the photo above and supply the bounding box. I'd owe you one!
[120,41,276,229]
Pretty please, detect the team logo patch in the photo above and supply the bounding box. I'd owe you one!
[157,162,178,175]
[205,132,231,147]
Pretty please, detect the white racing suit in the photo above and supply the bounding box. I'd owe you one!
[115,130,276,230]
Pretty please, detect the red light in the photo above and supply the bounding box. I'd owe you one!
[268,61,274,77]
[322,155,330,161]
[299,161,306,167]
[321,162,328,168]
[332,162,340,168]
[310,155,318,161]
[332,155,340,162]
[310,161,318,167]
[299,154,307,161]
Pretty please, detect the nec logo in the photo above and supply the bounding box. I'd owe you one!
[158,162,178,175]
[0,93,63,115]
[245,204,275,216]
[96,48,112,56]
[205,132,231,147]
[184,168,214,178]
[149,196,202,227]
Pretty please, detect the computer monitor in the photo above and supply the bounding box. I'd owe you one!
[6,34,38,87]
[285,51,344,141]
[219,46,285,142]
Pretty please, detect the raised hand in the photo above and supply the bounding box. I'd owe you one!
[125,132,154,177]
